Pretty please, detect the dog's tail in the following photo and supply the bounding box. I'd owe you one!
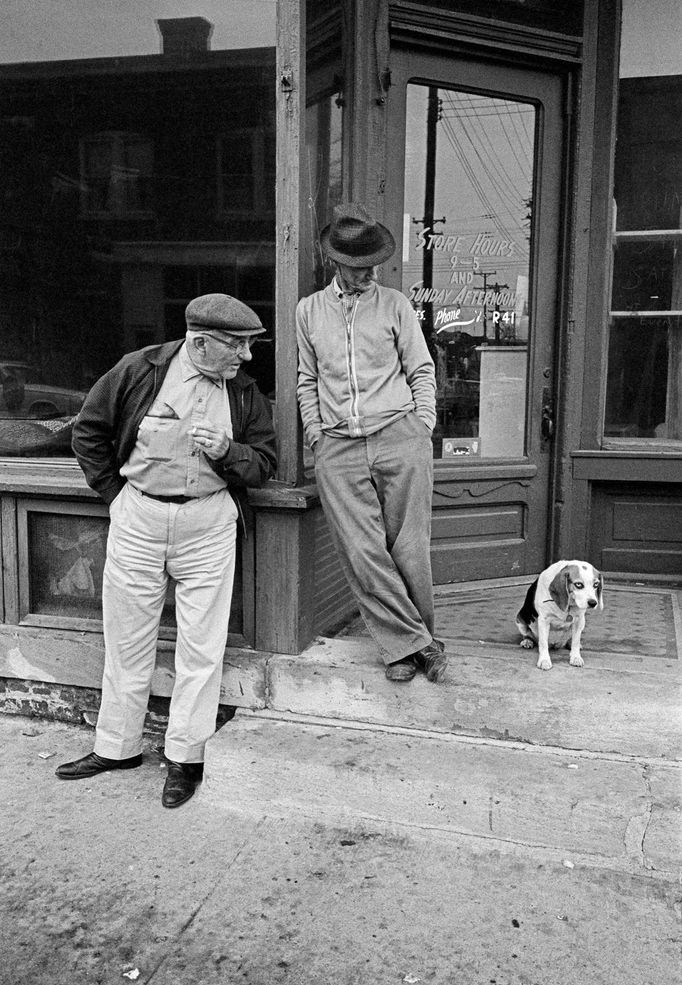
[516,578,538,631]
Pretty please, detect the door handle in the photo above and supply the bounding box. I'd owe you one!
[541,386,554,441]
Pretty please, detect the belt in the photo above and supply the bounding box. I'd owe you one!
[139,490,196,505]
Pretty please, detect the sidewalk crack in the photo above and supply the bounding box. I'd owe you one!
[143,822,264,984]
[623,765,654,869]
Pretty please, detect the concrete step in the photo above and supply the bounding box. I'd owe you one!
[200,711,681,879]
[264,636,681,760]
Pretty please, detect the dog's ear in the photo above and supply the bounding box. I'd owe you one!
[596,570,604,610]
[549,566,571,610]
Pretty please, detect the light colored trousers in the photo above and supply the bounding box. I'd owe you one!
[94,482,237,764]
[314,412,435,665]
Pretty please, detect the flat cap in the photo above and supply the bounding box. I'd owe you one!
[185,294,265,335]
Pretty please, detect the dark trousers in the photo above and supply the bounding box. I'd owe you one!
[314,412,435,664]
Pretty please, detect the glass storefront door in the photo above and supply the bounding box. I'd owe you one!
[402,83,534,461]
[386,52,565,581]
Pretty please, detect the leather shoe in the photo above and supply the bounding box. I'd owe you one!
[385,655,418,682]
[414,640,448,683]
[162,761,204,809]
[55,751,142,780]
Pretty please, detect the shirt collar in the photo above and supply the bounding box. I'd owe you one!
[332,276,346,299]
[332,276,376,301]
[332,276,361,300]
[179,341,225,387]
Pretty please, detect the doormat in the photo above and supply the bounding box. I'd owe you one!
[433,584,681,659]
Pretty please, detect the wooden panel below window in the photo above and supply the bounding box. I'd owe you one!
[430,495,527,584]
[612,501,682,543]
[432,505,524,542]
[589,483,682,576]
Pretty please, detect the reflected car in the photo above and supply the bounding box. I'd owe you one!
[0,362,88,456]
[0,362,87,418]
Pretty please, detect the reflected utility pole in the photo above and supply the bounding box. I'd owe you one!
[422,86,440,339]
[479,271,496,340]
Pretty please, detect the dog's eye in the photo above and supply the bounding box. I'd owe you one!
[593,581,600,589]
[573,581,584,589]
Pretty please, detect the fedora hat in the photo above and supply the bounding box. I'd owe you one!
[320,202,395,267]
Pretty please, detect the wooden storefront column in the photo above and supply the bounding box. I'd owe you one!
[275,0,306,485]
[249,1,322,656]
[343,0,390,216]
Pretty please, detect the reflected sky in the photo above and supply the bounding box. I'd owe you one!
[402,85,534,307]
[621,0,681,77]
[0,0,276,63]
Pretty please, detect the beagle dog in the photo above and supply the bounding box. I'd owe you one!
[516,560,604,670]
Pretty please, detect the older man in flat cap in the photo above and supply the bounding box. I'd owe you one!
[297,203,446,685]
[56,294,276,807]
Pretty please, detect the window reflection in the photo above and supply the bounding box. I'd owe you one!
[81,133,154,216]
[305,92,344,291]
[0,4,276,457]
[605,317,676,439]
[402,84,535,459]
[604,0,682,445]
[606,75,682,443]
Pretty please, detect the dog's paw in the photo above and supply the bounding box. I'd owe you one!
[536,656,552,670]
[569,653,584,668]
[519,638,535,650]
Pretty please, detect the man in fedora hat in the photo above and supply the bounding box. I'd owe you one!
[56,294,276,807]
[297,202,446,684]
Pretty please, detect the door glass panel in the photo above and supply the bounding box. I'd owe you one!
[402,84,536,460]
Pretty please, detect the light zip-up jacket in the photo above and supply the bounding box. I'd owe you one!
[296,281,436,447]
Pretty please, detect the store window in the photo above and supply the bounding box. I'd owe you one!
[402,84,535,459]
[604,0,682,444]
[80,132,154,216]
[0,3,276,459]
[305,91,344,291]
[217,129,276,216]
[304,0,344,294]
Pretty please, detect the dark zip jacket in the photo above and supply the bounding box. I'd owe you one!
[72,340,277,505]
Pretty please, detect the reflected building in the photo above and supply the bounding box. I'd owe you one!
[0,15,276,455]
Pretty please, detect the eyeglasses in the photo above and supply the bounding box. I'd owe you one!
[192,333,256,355]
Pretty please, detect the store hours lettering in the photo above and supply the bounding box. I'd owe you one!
[415,227,516,258]
[409,282,517,310]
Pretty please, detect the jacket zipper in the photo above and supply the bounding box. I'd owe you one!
[342,296,361,425]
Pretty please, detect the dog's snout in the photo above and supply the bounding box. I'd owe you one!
[587,599,598,608]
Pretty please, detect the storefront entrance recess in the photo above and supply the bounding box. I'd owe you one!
[386,50,566,583]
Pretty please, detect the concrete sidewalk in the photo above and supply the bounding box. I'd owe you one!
[1,580,680,985]
[1,712,679,985]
